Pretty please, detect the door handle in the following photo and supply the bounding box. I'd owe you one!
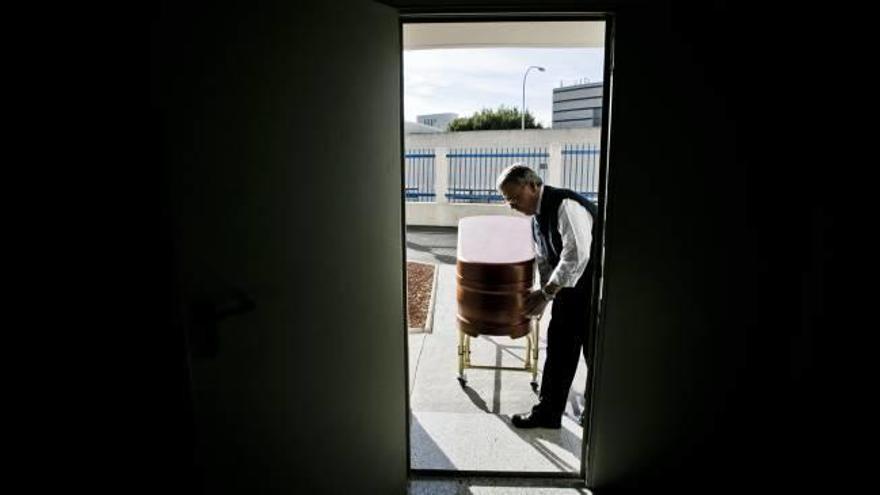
[187,290,255,358]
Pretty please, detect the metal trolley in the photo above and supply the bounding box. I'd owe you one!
[457,316,541,391]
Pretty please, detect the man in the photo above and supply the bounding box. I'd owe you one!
[497,164,597,429]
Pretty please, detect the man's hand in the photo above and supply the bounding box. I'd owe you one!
[523,289,550,319]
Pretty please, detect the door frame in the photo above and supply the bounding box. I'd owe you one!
[397,9,616,487]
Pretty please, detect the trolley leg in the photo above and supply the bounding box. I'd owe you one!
[525,325,533,370]
[530,318,540,390]
[457,329,467,385]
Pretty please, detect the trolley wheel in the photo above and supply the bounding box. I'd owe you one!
[530,381,539,391]
[457,376,467,387]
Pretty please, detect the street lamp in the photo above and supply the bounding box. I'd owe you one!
[522,65,545,130]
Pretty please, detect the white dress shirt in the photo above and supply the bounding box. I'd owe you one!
[534,185,594,288]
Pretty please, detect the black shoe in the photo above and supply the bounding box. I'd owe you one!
[511,410,562,429]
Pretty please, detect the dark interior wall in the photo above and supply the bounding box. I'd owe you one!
[590,3,769,489]
[152,1,407,493]
[590,3,831,493]
[152,0,836,493]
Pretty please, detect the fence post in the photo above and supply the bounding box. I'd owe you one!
[435,146,449,204]
[547,142,563,187]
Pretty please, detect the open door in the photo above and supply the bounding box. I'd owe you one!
[153,1,407,493]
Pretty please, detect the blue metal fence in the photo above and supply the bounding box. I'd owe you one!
[446,147,549,203]
[404,149,435,202]
[405,145,599,204]
[562,144,600,203]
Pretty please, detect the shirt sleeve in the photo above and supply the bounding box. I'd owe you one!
[536,252,553,287]
[547,199,593,288]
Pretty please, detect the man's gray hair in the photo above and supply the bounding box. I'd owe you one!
[496,163,543,190]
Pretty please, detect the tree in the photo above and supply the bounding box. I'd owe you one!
[447,105,543,131]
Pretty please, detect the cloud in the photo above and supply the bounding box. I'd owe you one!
[404,48,604,126]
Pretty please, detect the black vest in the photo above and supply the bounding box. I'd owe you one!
[532,185,598,291]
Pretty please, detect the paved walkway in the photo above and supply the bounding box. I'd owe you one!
[406,226,459,266]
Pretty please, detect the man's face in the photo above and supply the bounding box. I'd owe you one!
[500,182,540,216]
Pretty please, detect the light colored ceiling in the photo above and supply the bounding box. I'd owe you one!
[403,21,605,50]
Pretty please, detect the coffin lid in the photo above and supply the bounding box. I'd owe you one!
[457,215,534,264]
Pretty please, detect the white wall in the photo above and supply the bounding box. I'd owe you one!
[405,127,599,149]
[406,202,523,226]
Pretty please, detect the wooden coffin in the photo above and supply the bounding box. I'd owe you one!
[456,216,535,339]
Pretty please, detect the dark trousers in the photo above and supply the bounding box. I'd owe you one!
[536,284,592,418]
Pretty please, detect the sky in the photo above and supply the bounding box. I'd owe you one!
[403,47,605,128]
